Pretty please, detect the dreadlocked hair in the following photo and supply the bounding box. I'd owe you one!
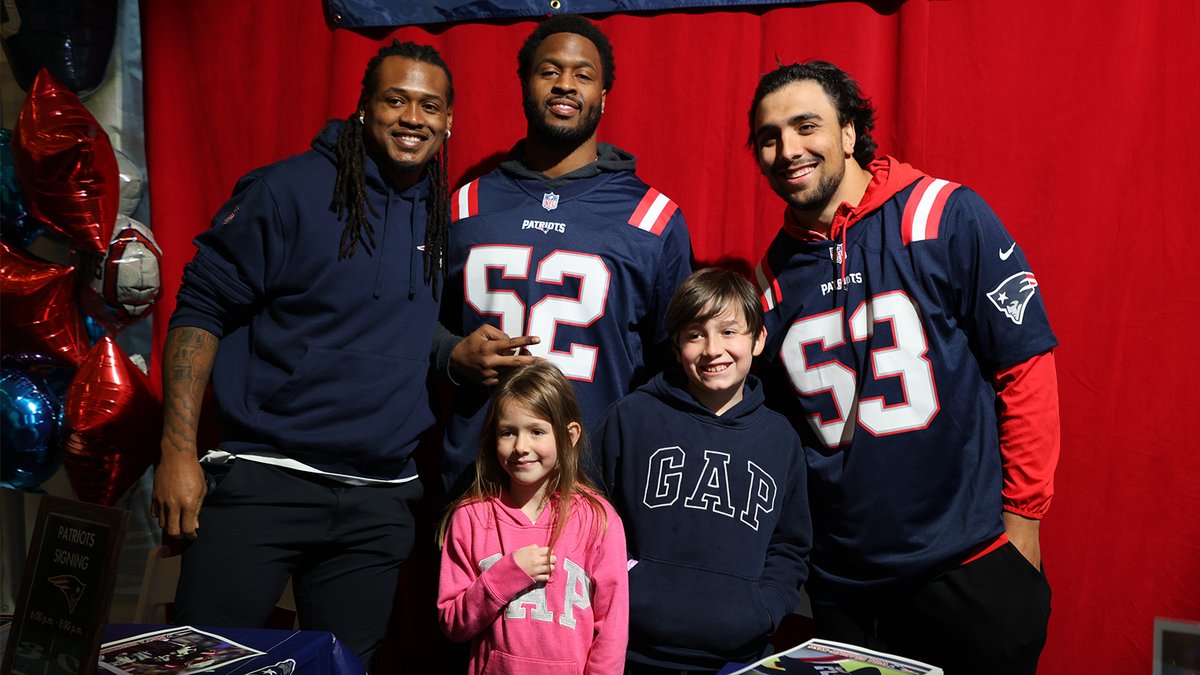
[332,115,378,259]
[331,39,455,299]
[423,137,451,299]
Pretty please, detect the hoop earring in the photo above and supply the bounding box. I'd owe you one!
[357,113,365,124]
[445,129,452,139]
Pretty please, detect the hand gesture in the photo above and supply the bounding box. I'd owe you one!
[514,544,556,582]
[451,324,540,386]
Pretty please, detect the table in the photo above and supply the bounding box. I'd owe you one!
[99,624,365,674]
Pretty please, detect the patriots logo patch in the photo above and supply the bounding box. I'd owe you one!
[542,192,560,211]
[48,574,86,613]
[987,271,1039,325]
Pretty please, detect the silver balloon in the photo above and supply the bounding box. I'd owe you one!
[114,149,144,216]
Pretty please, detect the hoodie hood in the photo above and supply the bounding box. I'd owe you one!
[312,119,409,195]
[500,141,637,188]
[639,371,768,429]
[780,156,927,287]
[312,119,432,298]
[312,120,341,161]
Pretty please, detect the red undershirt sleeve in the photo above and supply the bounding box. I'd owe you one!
[993,350,1061,519]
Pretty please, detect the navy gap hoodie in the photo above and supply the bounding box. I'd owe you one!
[593,372,811,670]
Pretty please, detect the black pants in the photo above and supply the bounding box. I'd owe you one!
[812,542,1051,675]
[173,460,423,667]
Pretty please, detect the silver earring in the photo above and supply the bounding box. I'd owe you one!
[358,113,365,124]
[445,129,452,139]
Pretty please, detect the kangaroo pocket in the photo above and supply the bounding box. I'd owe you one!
[481,649,579,675]
[255,348,432,464]
[629,559,772,661]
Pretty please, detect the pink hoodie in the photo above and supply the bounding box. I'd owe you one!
[438,492,629,675]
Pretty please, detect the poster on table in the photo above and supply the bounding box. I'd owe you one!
[98,625,264,674]
[724,638,944,675]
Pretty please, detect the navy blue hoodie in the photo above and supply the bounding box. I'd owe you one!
[170,120,439,480]
[593,372,811,670]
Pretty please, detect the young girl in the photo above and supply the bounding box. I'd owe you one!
[437,360,628,675]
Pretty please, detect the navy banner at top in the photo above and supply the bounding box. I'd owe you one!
[326,0,819,28]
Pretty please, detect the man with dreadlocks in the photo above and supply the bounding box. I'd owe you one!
[152,40,453,665]
[436,14,694,500]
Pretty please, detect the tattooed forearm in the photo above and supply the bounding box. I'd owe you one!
[161,327,219,458]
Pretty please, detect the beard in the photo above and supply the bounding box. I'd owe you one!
[386,156,427,175]
[523,93,603,149]
[779,159,844,214]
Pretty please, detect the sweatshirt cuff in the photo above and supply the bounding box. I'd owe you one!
[760,583,799,629]
[431,321,463,384]
[481,551,536,605]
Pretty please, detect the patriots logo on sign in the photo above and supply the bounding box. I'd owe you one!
[987,271,1039,325]
[542,192,559,211]
[48,574,86,613]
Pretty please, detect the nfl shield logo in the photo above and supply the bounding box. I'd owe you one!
[542,192,560,211]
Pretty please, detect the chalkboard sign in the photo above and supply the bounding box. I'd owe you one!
[2,496,128,675]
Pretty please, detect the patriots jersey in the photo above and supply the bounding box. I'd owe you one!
[441,162,692,496]
[754,159,1057,605]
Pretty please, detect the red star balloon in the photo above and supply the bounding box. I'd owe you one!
[0,239,89,366]
[61,336,161,506]
[11,69,119,255]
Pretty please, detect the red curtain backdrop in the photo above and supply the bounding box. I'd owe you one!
[142,1,1200,672]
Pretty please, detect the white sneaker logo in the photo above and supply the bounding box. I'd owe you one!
[999,242,1016,261]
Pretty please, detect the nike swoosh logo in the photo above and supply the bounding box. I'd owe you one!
[999,242,1016,261]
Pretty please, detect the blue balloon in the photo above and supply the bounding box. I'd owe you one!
[1,128,43,248]
[0,368,63,491]
[82,312,108,345]
[0,354,74,402]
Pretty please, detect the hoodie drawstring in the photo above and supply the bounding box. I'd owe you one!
[408,193,423,299]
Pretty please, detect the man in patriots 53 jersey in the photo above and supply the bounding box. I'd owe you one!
[435,15,693,498]
[748,61,1059,674]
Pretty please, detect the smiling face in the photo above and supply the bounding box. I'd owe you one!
[360,56,452,190]
[521,32,606,148]
[753,79,857,222]
[495,399,580,506]
[675,303,766,416]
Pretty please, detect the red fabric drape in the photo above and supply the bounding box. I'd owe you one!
[142,1,1200,672]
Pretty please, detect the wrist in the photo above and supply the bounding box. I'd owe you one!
[159,442,200,464]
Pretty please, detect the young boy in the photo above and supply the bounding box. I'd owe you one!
[592,267,811,673]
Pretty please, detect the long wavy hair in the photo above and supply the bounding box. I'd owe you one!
[746,60,878,168]
[438,360,609,551]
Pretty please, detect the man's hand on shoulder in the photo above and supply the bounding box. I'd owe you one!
[450,324,540,386]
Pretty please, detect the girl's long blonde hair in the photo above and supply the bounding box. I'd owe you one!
[438,360,608,551]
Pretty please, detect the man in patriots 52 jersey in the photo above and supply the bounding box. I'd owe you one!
[435,15,693,499]
[748,61,1059,675]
